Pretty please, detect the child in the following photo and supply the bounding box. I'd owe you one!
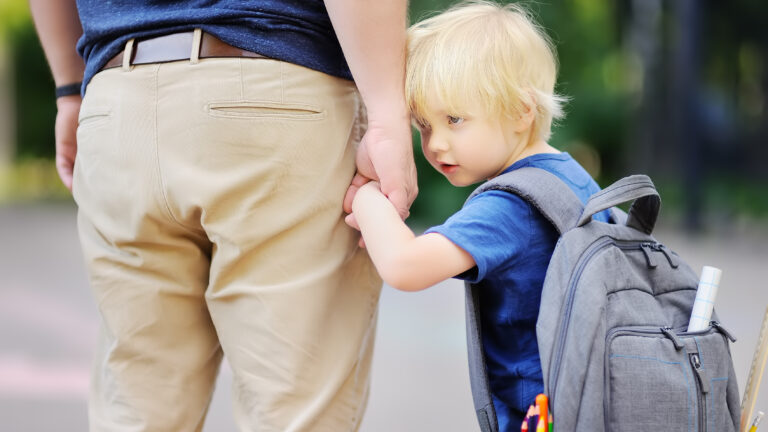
[347,1,611,431]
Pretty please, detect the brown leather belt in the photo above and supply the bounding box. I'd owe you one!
[102,31,266,70]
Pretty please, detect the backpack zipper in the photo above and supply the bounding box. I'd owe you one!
[710,321,737,342]
[639,242,679,269]
[690,352,709,432]
[548,239,678,410]
[682,322,737,432]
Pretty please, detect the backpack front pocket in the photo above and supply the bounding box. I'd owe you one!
[605,327,692,431]
[605,325,738,432]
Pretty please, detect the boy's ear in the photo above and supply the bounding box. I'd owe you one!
[512,93,537,133]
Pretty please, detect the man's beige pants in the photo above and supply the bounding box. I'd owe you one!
[73,55,382,431]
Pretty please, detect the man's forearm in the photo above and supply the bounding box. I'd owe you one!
[29,0,84,86]
[324,0,408,120]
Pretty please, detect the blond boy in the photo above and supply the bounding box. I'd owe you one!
[346,1,611,430]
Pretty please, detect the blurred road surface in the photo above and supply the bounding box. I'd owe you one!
[1,202,767,431]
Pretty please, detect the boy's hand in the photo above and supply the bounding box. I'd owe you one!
[345,181,383,248]
[55,94,81,191]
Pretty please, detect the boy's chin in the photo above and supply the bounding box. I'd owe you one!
[442,175,479,188]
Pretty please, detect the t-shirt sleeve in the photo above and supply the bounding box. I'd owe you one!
[424,190,533,283]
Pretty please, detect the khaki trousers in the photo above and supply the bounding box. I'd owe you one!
[73,56,382,432]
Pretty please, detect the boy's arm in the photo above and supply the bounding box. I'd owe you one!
[352,183,476,292]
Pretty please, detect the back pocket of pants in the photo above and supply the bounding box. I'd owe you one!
[207,101,325,121]
[78,107,112,130]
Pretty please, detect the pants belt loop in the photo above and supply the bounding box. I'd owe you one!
[122,39,135,72]
[190,29,203,64]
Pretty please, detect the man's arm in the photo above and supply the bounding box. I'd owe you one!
[324,0,418,221]
[29,0,84,191]
[351,183,475,292]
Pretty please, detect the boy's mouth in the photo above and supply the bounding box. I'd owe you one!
[439,163,458,174]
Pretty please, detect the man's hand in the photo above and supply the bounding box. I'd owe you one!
[324,0,417,226]
[343,113,417,225]
[55,95,81,191]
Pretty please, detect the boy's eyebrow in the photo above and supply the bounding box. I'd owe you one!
[433,106,471,118]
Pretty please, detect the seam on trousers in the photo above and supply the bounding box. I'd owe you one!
[152,64,205,236]
[239,57,244,99]
[280,61,284,103]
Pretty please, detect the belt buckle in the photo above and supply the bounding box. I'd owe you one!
[132,31,196,65]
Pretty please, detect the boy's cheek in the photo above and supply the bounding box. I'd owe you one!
[419,135,430,155]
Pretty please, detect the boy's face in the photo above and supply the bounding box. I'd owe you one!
[414,91,531,187]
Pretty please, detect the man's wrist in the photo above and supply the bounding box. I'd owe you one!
[56,94,82,110]
[363,95,408,120]
[365,110,412,136]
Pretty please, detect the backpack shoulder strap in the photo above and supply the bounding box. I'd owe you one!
[466,166,584,234]
[464,166,584,431]
[465,286,498,432]
[464,282,499,432]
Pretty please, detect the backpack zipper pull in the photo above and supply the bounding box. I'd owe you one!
[640,243,658,268]
[661,327,684,350]
[690,353,710,393]
[711,321,737,342]
[656,244,679,268]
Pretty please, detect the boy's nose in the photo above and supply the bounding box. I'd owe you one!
[426,135,449,153]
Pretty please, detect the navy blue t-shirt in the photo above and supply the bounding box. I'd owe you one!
[426,153,611,432]
[75,0,350,92]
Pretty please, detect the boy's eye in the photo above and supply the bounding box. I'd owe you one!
[447,115,464,125]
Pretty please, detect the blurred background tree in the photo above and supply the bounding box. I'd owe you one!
[1,0,62,199]
[1,0,766,227]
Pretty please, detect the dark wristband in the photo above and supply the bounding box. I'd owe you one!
[55,82,82,98]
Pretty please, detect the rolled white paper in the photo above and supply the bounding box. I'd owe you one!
[687,266,722,332]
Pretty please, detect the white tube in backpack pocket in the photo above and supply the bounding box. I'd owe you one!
[687,266,722,332]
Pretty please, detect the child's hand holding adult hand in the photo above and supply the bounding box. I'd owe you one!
[343,112,418,223]
[345,181,384,247]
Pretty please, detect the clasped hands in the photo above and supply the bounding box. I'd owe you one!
[342,117,418,246]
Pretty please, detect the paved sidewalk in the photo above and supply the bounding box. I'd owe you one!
[1,202,767,431]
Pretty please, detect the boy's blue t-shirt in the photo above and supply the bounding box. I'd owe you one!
[425,153,610,432]
[75,0,350,93]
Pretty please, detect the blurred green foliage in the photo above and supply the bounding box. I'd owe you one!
[12,23,56,160]
[0,0,30,37]
[0,159,69,200]
[2,0,56,161]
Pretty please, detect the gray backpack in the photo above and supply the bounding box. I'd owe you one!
[464,167,740,432]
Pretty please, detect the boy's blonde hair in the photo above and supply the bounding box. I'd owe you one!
[406,1,566,141]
